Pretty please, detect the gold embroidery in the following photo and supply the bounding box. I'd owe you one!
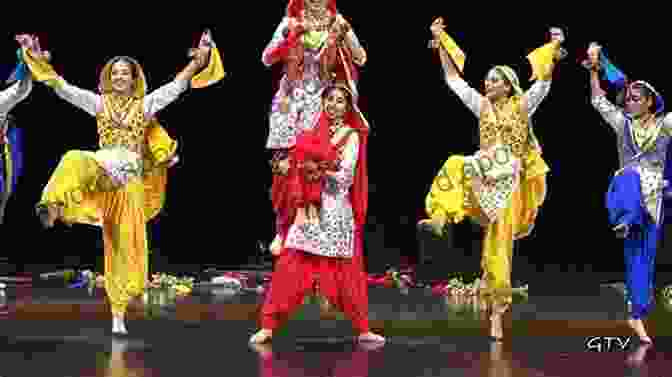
[479,96,529,158]
[96,94,147,154]
[631,117,661,151]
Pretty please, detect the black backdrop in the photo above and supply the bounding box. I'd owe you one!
[1,6,671,275]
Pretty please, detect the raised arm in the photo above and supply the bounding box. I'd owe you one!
[590,78,626,134]
[430,18,482,117]
[143,80,190,118]
[0,75,33,115]
[435,34,482,116]
[523,80,552,117]
[444,75,483,118]
[585,44,626,134]
[262,17,302,67]
[327,131,359,189]
[144,49,208,117]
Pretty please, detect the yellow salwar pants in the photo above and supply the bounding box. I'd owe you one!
[425,149,548,308]
[37,121,176,317]
[39,150,148,316]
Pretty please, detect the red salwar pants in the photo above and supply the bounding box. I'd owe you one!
[260,225,369,334]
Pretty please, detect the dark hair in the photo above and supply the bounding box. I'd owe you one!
[108,56,138,79]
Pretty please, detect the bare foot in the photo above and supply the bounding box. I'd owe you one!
[357,331,385,343]
[627,318,652,343]
[357,340,385,351]
[249,329,273,344]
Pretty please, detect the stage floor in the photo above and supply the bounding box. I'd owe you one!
[0,282,671,376]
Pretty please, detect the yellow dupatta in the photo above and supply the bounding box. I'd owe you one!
[190,29,226,89]
[527,40,561,81]
[437,30,466,74]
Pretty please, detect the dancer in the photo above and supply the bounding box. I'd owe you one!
[19,31,224,335]
[1,47,34,224]
[585,42,672,344]
[421,18,565,340]
[264,0,367,253]
[250,82,384,344]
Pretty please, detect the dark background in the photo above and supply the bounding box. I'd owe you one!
[1,6,671,278]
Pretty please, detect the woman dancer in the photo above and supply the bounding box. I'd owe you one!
[0,46,35,224]
[264,0,367,253]
[585,42,672,344]
[421,18,565,340]
[250,82,384,344]
[19,31,224,335]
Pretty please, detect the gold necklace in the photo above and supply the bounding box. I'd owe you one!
[304,9,331,32]
[329,118,344,137]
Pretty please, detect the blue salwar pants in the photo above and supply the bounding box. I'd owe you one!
[607,169,658,319]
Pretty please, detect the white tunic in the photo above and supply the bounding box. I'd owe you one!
[285,126,359,258]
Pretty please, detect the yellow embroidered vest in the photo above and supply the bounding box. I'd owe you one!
[96,94,148,154]
[479,96,529,158]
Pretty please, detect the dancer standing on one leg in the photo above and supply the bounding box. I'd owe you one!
[585,42,672,344]
[1,44,35,224]
[19,31,224,335]
[264,0,368,254]
[250,82,384,344]
[420,18,565,341]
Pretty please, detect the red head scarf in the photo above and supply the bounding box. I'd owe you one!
[286,0,337,18]
[313,83,369,228]
[285,0,360,84]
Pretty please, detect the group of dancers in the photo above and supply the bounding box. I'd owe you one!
[0,0,668,346]
[253,4,669,345]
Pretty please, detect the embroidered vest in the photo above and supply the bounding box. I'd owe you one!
[478,96,530,159]
[96,94,148,155]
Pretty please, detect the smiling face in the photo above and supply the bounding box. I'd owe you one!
[625,86,654,118]
[324,87,349,119]
[109,59,135,96]
[484,69,511,101]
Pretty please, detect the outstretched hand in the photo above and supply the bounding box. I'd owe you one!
[15,34,51,61]
[188,46,210,69]
[583,42,601,70]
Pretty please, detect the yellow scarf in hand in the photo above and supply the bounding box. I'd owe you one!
[20,47,61,88]
[438,30,466,74]
[191,30,226,89]
[527,41,560,81]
